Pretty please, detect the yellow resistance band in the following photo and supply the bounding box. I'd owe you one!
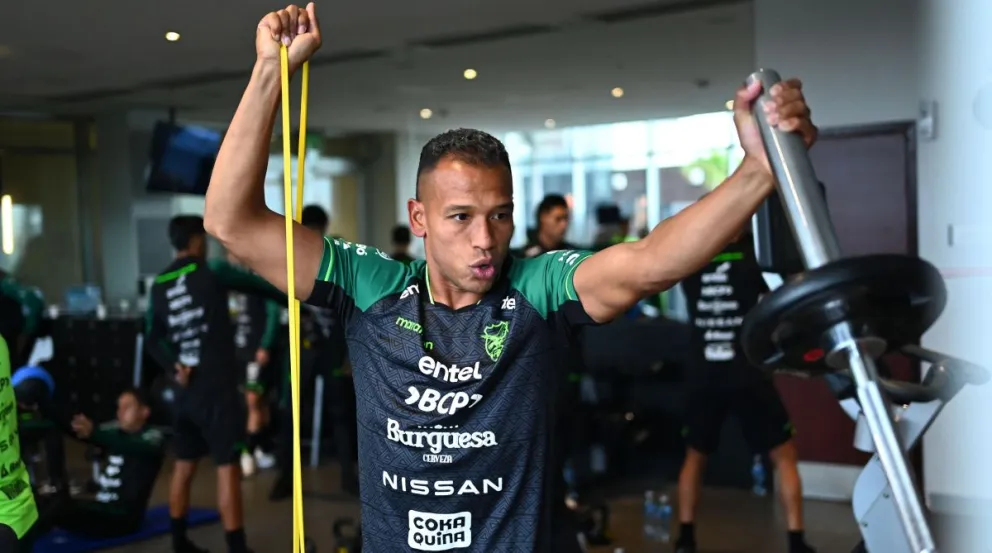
[279,44,309,553]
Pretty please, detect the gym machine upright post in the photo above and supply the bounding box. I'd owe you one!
[742,69,940,553]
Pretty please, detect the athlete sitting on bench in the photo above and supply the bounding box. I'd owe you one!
[676,228,814,553]
[52,388,166,538]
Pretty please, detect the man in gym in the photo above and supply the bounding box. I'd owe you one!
[390,225,416,264]
[675,228,814,553]
[522,194,575,258]
[50,388,166,538]
[146,215,284,553]
[226,251,280,477]
[204,4,816,550]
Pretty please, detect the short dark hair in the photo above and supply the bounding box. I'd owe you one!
[535,194,568,226]
[416,128,512,199]
[392,225,411,246]
[168,215,205,250]
[120,387,151,408]
[301,205,329,230]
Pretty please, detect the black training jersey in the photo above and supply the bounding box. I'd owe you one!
[88,423,165,513]
[230,291,280,357]
[680,236,768,370]
[306,237,595,553]
[145,257,283,395]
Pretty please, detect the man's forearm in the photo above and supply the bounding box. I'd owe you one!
[639,157,774,288]
[204,61,282,241]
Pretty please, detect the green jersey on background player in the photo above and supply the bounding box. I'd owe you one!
[0,334,39,545]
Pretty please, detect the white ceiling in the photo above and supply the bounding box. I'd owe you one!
[0,0,754,133]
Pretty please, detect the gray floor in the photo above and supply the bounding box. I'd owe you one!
[78,455,864,553]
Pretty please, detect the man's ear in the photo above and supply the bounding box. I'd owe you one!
[408,199,427,238]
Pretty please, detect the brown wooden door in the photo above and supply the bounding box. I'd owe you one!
[773,123,917,466]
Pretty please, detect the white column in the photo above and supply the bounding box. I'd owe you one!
[94,111,140,302]
[918,1,992,543]
[645,155,661,229]
[569,160,587,245]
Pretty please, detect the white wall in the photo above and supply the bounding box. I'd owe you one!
[94,112,143,302]
[754,0,918,128]
[916,0,992,539]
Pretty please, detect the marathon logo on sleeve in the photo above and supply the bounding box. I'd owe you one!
[408,510,472,551]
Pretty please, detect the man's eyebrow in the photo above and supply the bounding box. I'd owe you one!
[444,202,514,213]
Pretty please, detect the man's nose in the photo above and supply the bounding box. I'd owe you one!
[472,218,496,250]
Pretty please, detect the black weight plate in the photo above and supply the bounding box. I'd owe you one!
[741,254,946,374]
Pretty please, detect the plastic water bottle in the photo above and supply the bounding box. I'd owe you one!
[643,490,657,540]
[656,493,672,543]
[752,455,768,496]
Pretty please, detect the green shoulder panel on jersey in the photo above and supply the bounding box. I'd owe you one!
[315,236,412,312]
[508,250,594,319]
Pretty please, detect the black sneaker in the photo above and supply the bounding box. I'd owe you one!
[790,543,817,553]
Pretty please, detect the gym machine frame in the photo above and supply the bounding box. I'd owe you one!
[742,69,987,553]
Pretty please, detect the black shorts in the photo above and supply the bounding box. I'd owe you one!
[0,524,18,553]
[172,389,245,465]
[682,365,794,455]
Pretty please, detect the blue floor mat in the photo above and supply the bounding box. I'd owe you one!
[32,505,220,552]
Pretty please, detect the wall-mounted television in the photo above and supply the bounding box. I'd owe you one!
[146,121,222,195]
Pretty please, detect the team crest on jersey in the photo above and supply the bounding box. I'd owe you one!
[481,321,509,362]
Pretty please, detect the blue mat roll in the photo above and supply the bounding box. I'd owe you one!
[32,505,220,553]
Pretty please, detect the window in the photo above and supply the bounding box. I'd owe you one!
[502,111,742,318]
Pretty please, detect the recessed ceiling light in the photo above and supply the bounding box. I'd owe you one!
[165,31,181,42]
[544,119,556,129]
[725,100,734,111]
[463,68,478,80]
[420,108,433,120]
[611,87,624,98]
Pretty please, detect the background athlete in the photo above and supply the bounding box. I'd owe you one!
[676,229,813,553]
[57,388,166,539]
[226,251,281,477]
[0,335,38,553]
[269,205,356,501]
[521,194,574,258]
[146,215,283,553]
[203,4,816,551]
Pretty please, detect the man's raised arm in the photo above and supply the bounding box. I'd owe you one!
[573,78,818,323]
[204,3,324,301]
